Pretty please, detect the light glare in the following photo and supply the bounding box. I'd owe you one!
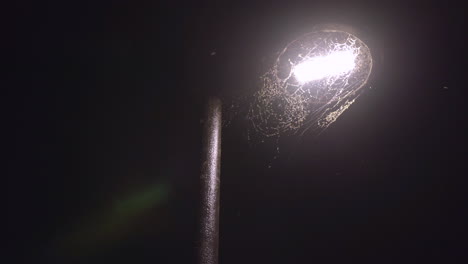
[293,50,356,83]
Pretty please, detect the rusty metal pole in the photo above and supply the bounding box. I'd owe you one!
[198,97,222,264]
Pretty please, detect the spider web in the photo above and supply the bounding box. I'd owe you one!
[247,30,373,139]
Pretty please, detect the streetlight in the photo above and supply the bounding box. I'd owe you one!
[198,24,374,264]
[249,24,373,137]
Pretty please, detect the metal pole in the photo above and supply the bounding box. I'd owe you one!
[199,97,222,264]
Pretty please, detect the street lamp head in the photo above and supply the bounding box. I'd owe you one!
[249,24,374,137]
[276,25,373,92]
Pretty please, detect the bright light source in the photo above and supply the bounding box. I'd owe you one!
[249,25,374,137]
[293,50,357,84]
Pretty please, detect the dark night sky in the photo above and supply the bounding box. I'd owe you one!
[10,0,466,263]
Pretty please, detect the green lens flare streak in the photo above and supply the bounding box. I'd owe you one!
[58,182,170,255]
[114,182,169,215]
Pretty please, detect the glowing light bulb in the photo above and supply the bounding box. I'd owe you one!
[293,50,357,84]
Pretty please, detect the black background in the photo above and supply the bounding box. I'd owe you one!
[11,0,466,263]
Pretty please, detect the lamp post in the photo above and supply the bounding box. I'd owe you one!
[198,97,222,264]
[198,24,374,264]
